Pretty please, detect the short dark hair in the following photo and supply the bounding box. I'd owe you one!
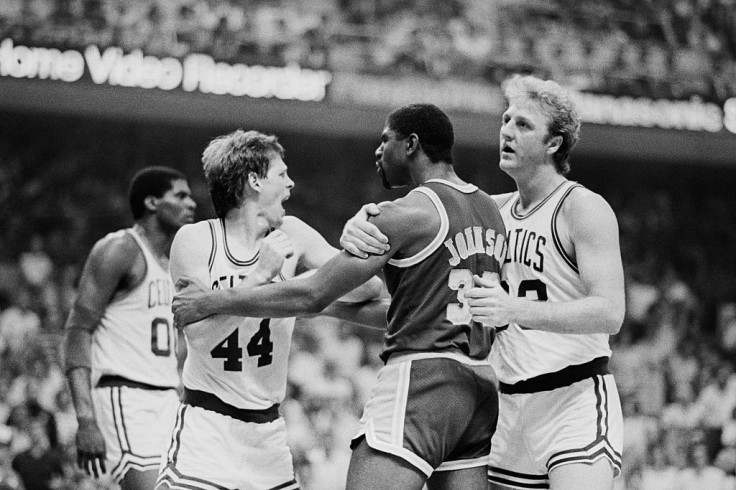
[128,166,187,219]
[387,104,454,164]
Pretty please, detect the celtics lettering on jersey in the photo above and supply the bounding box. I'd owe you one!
[445,226,506,326]
[503,227,545,273]
[148,278,173,307]
[500,227,549,305]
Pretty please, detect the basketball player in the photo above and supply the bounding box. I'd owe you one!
[155,130,383,490]
[340,76,625,490]
[171,105,505,490]
[63,166,197,489]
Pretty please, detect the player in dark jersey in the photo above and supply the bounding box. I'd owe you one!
[172,104,505,489]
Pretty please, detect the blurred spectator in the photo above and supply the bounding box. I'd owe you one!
[677,440,733,489]
[693,360,736,459]
[0,290,41,362]
[0,425,23,490]
[6,347,65,415]
[18,235,54,289]
[11,418,65,490]
[639,443,680,490]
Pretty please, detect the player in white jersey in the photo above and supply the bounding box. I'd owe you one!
[156,129,382,490]
[339,76,625,490]
[63,167,197,489]
[464,75,625,490]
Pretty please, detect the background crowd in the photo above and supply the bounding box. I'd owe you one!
[1,1,736,490]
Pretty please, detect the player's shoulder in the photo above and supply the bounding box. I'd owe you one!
[280,215,323,241]
[561,183,618,234]
[88,228,140,272]
[490,192,516,208]
[564,184,613,215]
[378,189,434,218]
[174,220,214,244]
[280,215,309,233]
[371,191,439,243]
[93,228,138,257]
[170,221,217,259]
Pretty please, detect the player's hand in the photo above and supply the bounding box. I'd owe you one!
[173,279,211,328]
[465,273,515,327]
[340,203,389,258]
[75,418,107,478]
[252,229,294,284]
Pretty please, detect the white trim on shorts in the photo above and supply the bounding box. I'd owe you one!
[546,375,622,473]
[386,350,490,366]
[436,455,490,472]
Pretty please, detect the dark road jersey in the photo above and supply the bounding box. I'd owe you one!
[381,179,506,363]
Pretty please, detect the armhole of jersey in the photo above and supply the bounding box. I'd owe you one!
[207,220,218,274]
[111,229,148,299]
[388,187,449,268]
[551,184,581,274]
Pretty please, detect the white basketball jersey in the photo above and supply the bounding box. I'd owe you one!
[92,229,179,388]
[489,181,612,384]
[182,219,295,410]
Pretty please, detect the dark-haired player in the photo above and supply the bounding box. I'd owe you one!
[63,166,196,489]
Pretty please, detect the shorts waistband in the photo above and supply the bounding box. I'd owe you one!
[182,388,279,424]
[96,375,175,391]
[500,357,610,394]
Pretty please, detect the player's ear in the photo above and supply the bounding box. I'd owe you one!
[406,133,419,155]
[143,195,158,213]
[247,172,261,193]
[546,135,563,156]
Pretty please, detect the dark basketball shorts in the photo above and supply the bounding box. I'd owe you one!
[351,351,499,476]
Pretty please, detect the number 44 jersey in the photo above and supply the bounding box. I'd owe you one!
[181,219,295,411]
[490,181,613,385]
[92,228,179,389]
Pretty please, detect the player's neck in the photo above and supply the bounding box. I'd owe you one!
[132,222,172,259]
[412,163,463,189]
[515,170,566,211]
[222,208,270,251]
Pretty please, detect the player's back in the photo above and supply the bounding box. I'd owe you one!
[381,179,506,363]
[491,180,612,383]
[181,219,295,410]
[92,228,179,388]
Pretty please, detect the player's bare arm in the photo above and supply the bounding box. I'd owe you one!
[319,298,390,330]
[63,233,143,477]
[466,188,625,334]
[173,194,433,325]
[281,215,383,303]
